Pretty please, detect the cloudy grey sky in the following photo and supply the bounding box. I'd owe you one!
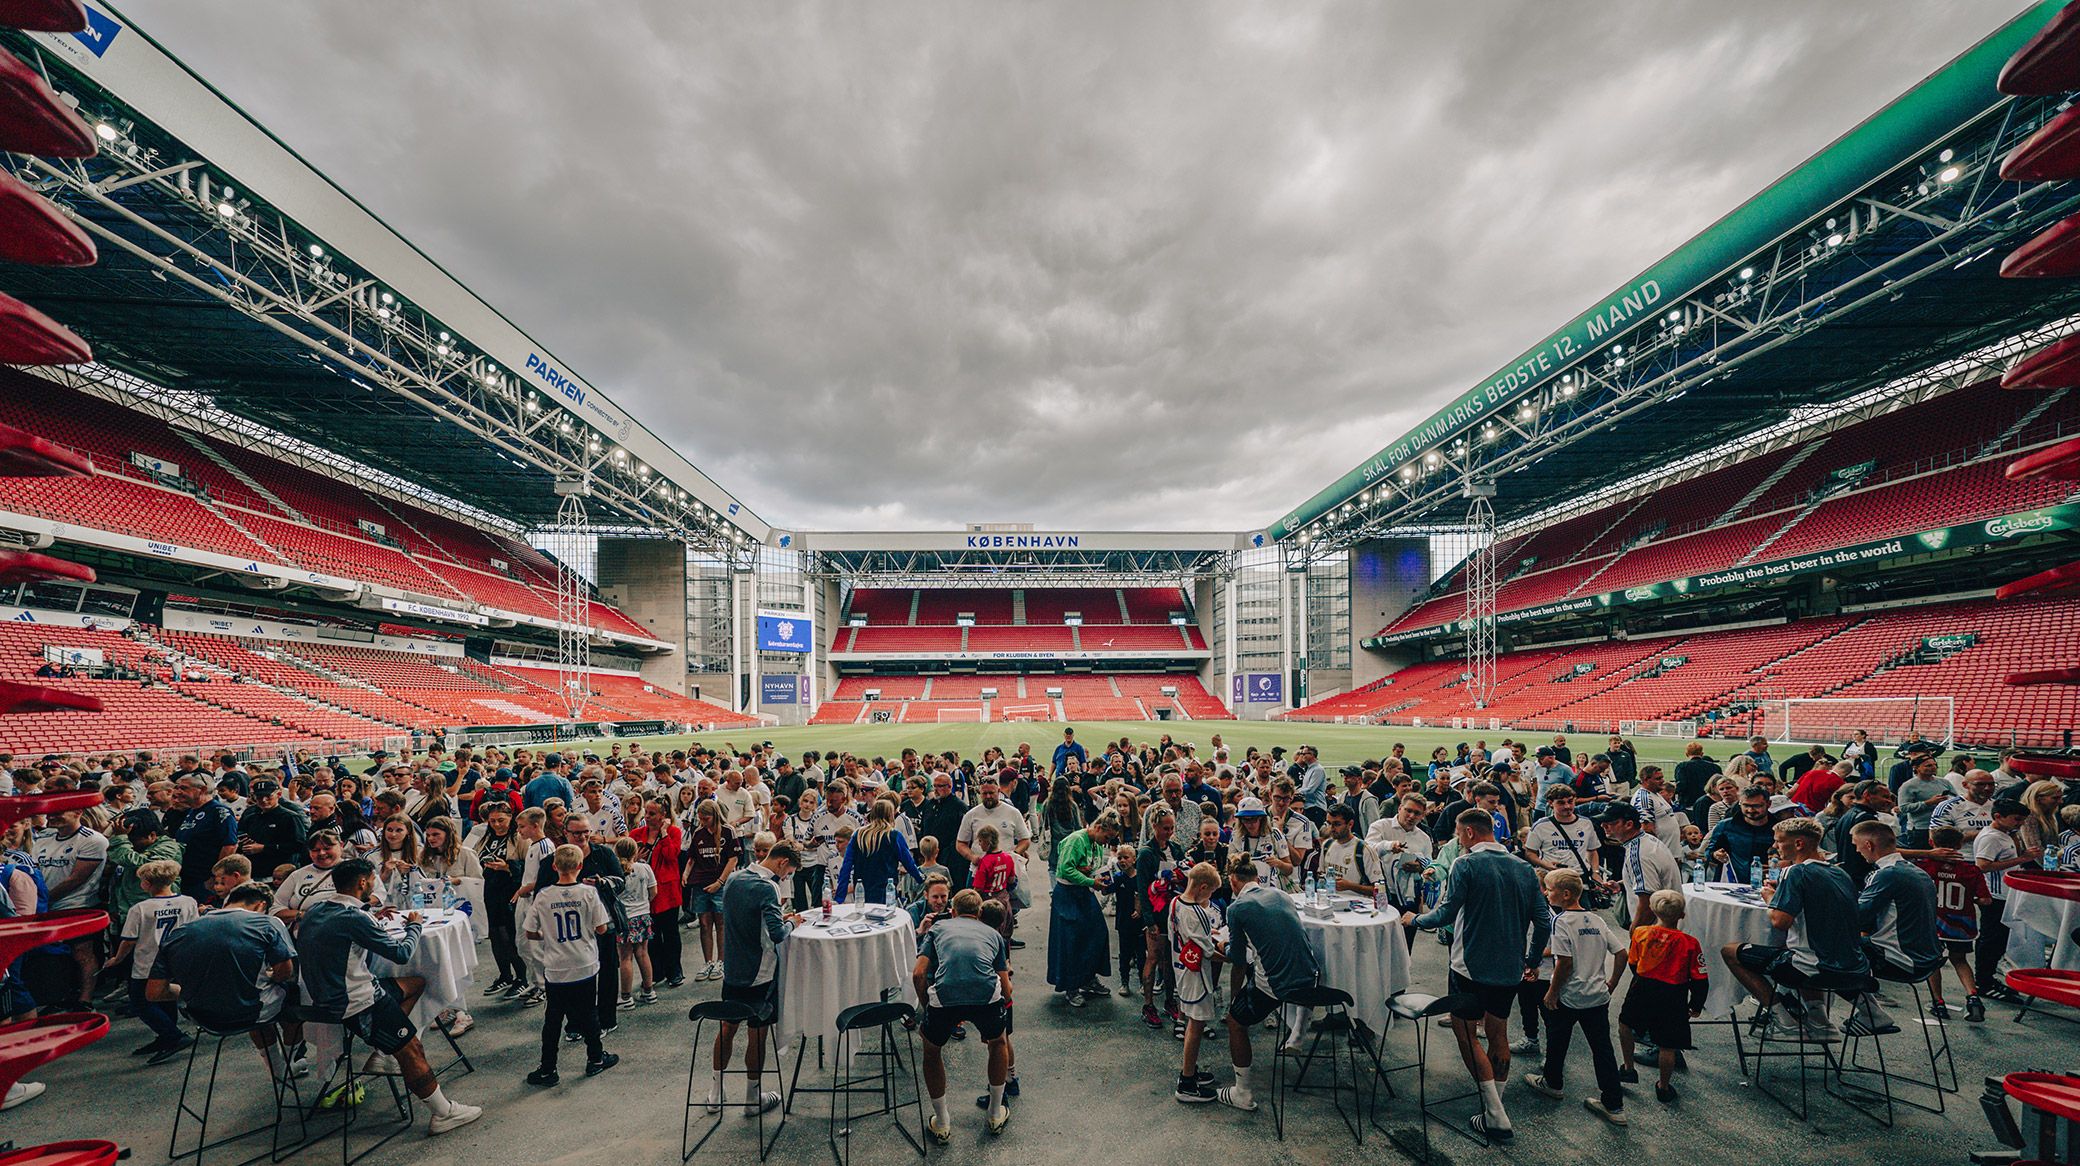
[122,0,2021,532]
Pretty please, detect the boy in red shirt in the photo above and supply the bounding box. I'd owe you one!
[1616,889,1708,1104]
[971,825,1019,942]
[1913,825,1993,1022]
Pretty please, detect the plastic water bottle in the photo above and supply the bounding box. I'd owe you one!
[2047,848,2062,874]
[1749,858,1766,891]
[822,892,834,922]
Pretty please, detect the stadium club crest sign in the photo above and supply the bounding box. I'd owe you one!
[756,609,812,654]
[1364,502,2080,647]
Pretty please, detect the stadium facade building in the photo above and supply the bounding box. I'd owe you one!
[0,4,2076,755]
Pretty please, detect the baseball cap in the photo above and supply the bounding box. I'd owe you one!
[1535,746,1557,758]
[1767,795,1798,815]
[1339,764,1364,777]
[250,780,281,798]
[1600,802,1642,824]
[543,753,563,767]
[1235,796,1268,818]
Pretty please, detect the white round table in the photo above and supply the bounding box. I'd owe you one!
[776,903,920,1052]
[370,907,480,1026]
[2005,886,2080,971]
[1681,882,1776,1020]
[1286,892,1413,1034]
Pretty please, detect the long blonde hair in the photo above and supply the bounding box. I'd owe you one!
[852,798,897,857]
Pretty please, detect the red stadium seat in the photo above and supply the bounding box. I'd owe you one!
[0,0,87,32]
[2003,104,2080,182]
[0,550,93,585]
[2002,212,2080,279]
[0,1013,107,1105]
[0,48,95,157]
[0,167,93,266]
[2001,2,2080,95]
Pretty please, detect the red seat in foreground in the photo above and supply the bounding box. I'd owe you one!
[0,790,100,833]
[2004,969,2080,1008]
[0,1142,119,1166]
[0,908,106,974]
[0,1013,107,1103]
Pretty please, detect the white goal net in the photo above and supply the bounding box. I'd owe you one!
[998,703,1054,723]
[1620,719,1700,739]
[1756,697,1954,748]
[932,706,987,723]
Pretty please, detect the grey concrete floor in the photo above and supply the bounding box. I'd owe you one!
[15,881,2077,1166]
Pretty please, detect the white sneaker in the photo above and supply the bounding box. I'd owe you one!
[703,1090,723,1115]
[1216,1085,1257,1111]
[445,1011,475,1037]
[1,1081,44,1111]
[742,1090,781,1117]
[616,995,635,1009]
[428,1102,483,1135]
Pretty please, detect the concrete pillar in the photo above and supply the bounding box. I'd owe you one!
[729,567,749,713]
[594,537,688,696]
[1293,565,1308,709]
[1222,575,1238,712]
[1347,537,1433,687]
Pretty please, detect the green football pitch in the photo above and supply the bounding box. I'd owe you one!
[547,720,1718,774]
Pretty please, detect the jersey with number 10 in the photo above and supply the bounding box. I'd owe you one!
[525,882,609,983]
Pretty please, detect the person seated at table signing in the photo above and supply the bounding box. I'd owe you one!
[915,888,1014,1141]
[1719,817,1870,1043]
[713,840,803,1117]
[1216,857,1323,1115]
[147,882,306,1081]
[1848,819,1942,1036]
[1304,804,1379,897]
[1706,787,1777,885]
[297,858,482,1135]
[1404,807,1552,1142]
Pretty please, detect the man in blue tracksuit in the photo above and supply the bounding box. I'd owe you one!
[1407,807,1552,1142]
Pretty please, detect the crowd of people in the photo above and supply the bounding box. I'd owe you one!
[0,725,2055,1144]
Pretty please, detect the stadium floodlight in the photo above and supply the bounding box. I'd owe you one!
[1938,165,1962,184]
[559,420,572,434]
[1938,148,1955,163]
[379,291,393,304]
[307,243,323,257]
[94,122,117,141]
[439,331,450,341]
[1826,233,1844,248]
[525,397,539,411]
[436,344,449,355]
[1738,267,1754,280]
[216,201,236,217]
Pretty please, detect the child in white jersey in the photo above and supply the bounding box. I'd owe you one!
[513,807,554,1004]
[522,845,616,1086]
[1169,862,1226,1104]
[611,838,658,1007]
[112,859,198,1063]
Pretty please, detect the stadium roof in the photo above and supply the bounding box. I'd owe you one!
[3,8,768,546]
[1271,0,2080,549]
[799,530,1242,583]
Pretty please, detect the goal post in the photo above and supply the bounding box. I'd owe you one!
[1757,697,1954,748]
[998,703,1054,723]
[932,706,987,723]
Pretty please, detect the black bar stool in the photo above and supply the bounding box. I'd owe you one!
[683,1000,786,1162]
[1733,987,1858,1122]
[1835,965,1956,1122]
[168,1021,308,1166]
[302,1022,414,1166]
[1371,992,1478,1165]
[785,1000,924,1166]
[1272,984,1362,1145]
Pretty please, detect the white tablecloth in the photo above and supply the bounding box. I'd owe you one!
[1682,883,1776,1020]
[776,903,919,1051]
[369,908,479,1026]
[2005,887,2080,971]
[1289,892,1413,1033]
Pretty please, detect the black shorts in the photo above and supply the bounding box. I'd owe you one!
[1734,943,1809,988]
[1229,985,1281,1026]
[720,979,779,1027]
[922,1001,1009,1045]
[1618,977,1693,1051]
[1447,971,1517,1022]
[1943,940,1973,958]
[342,980,416,1056]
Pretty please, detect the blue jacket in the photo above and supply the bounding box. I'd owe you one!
[834,831,924,905]
[1858,854,1941,972]
[1415,843,1551,987]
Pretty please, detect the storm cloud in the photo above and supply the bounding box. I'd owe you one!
[121,0,2020,531]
